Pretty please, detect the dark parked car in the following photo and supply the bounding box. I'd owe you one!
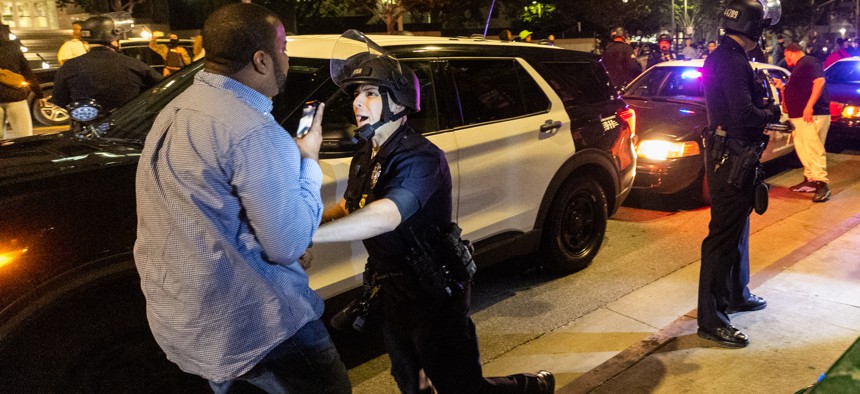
[0,35,635,390]
[623,59,795,202]
[825,57,860,135]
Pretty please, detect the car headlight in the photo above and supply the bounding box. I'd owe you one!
[636,140,701,160]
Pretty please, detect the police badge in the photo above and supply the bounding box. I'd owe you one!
[370,163,382,189]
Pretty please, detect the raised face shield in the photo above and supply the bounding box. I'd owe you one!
[761,0,781,26]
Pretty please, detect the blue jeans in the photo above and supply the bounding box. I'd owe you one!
[208,319,351,394]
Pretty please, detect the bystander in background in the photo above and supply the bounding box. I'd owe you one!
[58,21,88,65]
[0,23,43,139]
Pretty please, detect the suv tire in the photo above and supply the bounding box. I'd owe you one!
[541,177,608,273]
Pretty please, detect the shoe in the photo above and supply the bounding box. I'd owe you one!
[535,370,555,393]
[726,294,767,314]
[697,325,749,348]
[791,177,816,193]
[813,181,830,202]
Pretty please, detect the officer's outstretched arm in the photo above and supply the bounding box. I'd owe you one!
[313,199,401,243]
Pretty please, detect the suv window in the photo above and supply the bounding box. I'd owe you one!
[538,62,613,106]
[447,59,549,127]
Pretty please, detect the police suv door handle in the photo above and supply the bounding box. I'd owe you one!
[540,120,562,134]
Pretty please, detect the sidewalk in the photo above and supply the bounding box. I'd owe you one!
[481,167,860,393]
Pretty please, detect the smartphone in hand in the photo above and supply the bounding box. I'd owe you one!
[296,100,320,138]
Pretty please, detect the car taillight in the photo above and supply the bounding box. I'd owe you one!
[830,102,845,118]
[618,107,636,136]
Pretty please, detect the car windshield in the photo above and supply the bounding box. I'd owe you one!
[624,67,705,102]
[103,57,331,142]
[825,61,860,84]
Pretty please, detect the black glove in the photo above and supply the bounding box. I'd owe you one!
[767,103,782,124]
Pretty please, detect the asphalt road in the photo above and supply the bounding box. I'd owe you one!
[343,132,860,393]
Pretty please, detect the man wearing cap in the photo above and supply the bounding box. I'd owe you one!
[517,30,533,43]
[647,33,677,68]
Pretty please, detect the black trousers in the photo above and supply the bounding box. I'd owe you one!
[381,280,544,394]
[698,142,755,330]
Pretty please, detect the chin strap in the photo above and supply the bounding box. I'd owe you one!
[351,90,407,144]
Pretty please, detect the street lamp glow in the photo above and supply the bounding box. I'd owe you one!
[840,28,847,36]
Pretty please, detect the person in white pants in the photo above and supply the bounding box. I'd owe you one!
[775,43,831,202]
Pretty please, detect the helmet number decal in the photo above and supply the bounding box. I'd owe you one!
[724,8,740,21]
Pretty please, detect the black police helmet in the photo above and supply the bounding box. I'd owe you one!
[657,33,672,43]
[337,52,420,113]
[721,0,769,41]
[611,27,626,40]
[79,16,119,45]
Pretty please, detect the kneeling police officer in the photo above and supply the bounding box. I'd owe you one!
[53,15,161,113]
[698,0,782,348]
[313,30,554,394]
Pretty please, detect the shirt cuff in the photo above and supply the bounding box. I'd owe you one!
[299,157,323,190]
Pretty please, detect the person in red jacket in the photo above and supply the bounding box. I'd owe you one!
[823,38,850,69]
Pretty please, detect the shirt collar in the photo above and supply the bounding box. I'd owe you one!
[195,71,273,114]
[720,35,748,58]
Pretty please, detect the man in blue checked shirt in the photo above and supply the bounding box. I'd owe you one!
[133,3,350,393]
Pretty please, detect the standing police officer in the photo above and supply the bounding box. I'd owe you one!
[698,0,781,348]
[602,27,641,89]
[53,15,161,112]
[313,30,555,394]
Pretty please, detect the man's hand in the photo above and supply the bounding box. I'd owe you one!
[770,77,784,90]
[299,249,313,270]
[37,99,47,107]
[803,106,814,123]
[295,102,325,162]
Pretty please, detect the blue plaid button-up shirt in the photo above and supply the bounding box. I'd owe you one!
[134,71,324,382]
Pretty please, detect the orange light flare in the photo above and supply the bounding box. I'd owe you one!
[0,247,28,269]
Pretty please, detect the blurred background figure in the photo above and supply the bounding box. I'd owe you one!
[646,33,676,68]
[602,27,641,89]
[53,16,162,113]
[149,31,191,76]
[0,23,43,139]
[58,21,88,65]
[192,35,205,61]
[701,40,717,59]
[682,38,698,60]
[499,29,514,42]
[824,38,850,69]
[771,34,785,66]
[517,30,533,42]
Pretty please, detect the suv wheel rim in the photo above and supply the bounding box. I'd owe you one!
[562,193,596,255]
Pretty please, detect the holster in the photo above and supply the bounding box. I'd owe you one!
[403,223,476,302]
[329,261,382,332]
[754,166,769,215]
[725,136,768,190]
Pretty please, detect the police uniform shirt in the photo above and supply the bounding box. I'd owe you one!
[602,41,639,87]
[345,124,452,268]
[703,35,772,141]
[52,46,162,111]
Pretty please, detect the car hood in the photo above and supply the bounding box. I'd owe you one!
[624,98,708,141]
[0,132,142,184]
[827,83,860,105]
